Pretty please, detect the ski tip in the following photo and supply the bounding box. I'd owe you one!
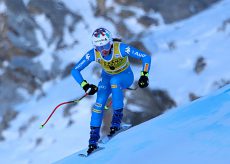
[78,147,105,157]
[39,125,44,129]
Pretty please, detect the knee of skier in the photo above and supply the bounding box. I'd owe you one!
[93,101,104,111]
[92,105,103,114]
[93,95,106,111]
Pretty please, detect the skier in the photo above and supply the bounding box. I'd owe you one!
[71,27,151,154]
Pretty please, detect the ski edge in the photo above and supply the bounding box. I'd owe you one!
[78,147,105,157]
[99,124,132,144]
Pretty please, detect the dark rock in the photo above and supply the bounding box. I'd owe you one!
[115,0,220,24]
[128,41,151,65]
[0,109,18,141]
[0,12,38,61]
[28,0,82,48]
[63,103,78,118]
[123,87,176,126]
[9,56,50,82]
[168,41,177,50]
[0,76,24,113]
[4,0,42,55]
[0,0,83,120]
[18,115,38,137]
[61,63,75,79]
[119,9,135,18]
[218,18,230,32]
[213,79,230,89]
[94,0,106,16]
[4,56,50,94]
[50,55,62,79]
[138,15,159,27]
[0,56,51,116]
[194,56,206,74]
[67,119,74,128]
[189,92,201,101]
[116,20,134,39]
[35,137,43,147]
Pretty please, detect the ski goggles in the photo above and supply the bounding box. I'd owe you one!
[93,28,107,37]
[95,42,111,52]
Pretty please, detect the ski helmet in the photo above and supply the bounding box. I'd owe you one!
[92,27,112,55]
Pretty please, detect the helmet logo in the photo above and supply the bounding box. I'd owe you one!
[92,28,112,47]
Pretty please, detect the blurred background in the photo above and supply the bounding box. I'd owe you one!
[0,0,230,163]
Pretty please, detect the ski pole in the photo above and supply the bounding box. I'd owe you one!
[126,86,138,91]
[40,93,89,129]
[104,86,138,110]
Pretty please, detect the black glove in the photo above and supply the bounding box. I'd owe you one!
[81,80,98,95]
[138,71,149,88]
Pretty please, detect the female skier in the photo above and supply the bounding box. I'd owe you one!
[71,27,151,154]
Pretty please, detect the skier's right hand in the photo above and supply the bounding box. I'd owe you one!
[81,80,98,95]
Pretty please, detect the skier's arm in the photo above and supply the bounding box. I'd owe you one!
[71,49,98,94]
[120,42,151,73]
[120,42,151,88]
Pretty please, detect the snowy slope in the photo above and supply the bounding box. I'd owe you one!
[0,0,230,164]
[144,0,230,104]
[55,84,230,164]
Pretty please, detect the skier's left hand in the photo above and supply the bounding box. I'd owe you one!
[138,71,149,88]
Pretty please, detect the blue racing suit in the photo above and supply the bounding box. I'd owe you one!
[71,41,151,127]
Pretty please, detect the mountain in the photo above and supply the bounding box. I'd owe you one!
[55,84,230,164]
[0,0,230,163]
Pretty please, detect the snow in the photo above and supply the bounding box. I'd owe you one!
[33,29,56,71]
[0,1,6,13]
[22,0,30,6]
[0,77,95,164]
[55,84,230,164]
[1,0,230,164]
[35,14,53,41]
[124,17,146,34]
[16,88,31,100]
[144,0,230,104]
[31,14,57,71]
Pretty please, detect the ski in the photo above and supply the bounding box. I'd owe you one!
[78,124,132,157]
[78,147,104,157]
[99,124,132,144]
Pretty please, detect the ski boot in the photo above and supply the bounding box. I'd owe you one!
[109,108,123,136]
[87,126,100,154]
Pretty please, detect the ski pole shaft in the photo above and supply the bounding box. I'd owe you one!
[40,93,88,129]
[105,86,138,109]
[126,86,138,91]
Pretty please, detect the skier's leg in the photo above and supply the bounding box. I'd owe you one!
[110,69,134,134]
[88,76,111,148]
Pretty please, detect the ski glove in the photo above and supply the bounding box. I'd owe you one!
[138,71,149,88]
[81,80,98,95]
